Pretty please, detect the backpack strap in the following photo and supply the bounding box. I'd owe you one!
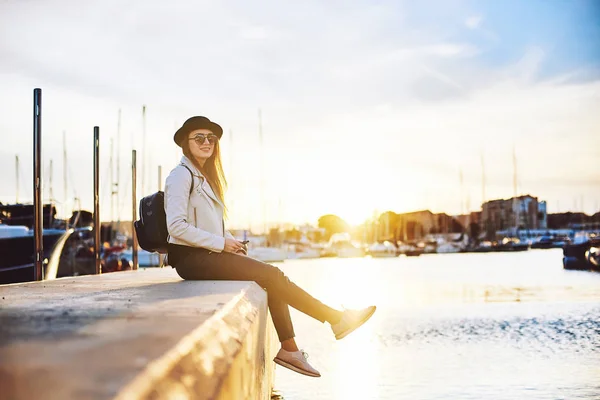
[166,164,195,253]
[180,164,195,196]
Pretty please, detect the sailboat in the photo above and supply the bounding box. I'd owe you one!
[285,240,321,259]
[247,246,287,262]
[368,241,397,257]
[245,109,287,263]
[324,232,364,258]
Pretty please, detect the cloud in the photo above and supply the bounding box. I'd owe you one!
[1,0,599,223]
[465,15,483,29]
[512,46,546,83]
[421,43,479,58]
[0,2,478,111]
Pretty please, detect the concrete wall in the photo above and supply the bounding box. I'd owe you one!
[0,268,277,400]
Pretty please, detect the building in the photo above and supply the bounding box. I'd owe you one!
[482,195,547,238]
[547,212,600,230]
[395,210,437,240]
[392,210,464,241]
[455,211,482,230]
[538,201,548,229]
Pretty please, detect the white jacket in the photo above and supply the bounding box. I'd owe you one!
[164,156,235,252]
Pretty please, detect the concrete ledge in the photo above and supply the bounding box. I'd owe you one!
[0,269,277,400]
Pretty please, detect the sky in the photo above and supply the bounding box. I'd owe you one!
[1,0,599,230]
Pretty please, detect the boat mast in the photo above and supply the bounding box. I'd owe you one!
[374,210,379,243]
[63,131,68,225]
[480,151,486,240]
[229,128,233,177]
[49,159,54,227]
[110,138,115,227]
[15,154,19,203]
[513,145,518,231]
[115,109,121,236]
[385,212,390,240]
[460,167,469,236]
[278,197,282,231]
[158,165,162,191]
[459,167,464,215]
[229,128,234,226]
[141,105,147,196]
[481,151,486,204]
[580,195,584,228]
[258,108,266,235]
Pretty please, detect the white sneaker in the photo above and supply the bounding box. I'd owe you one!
[331,306,377,340]
[274,349,321,377]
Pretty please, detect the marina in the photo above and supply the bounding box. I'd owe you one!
[2,186,600,284]
[1,87,598,284]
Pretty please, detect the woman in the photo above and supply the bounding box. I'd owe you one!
[165,116,376,377]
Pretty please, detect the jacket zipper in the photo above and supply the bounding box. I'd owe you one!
[194,207,198,226]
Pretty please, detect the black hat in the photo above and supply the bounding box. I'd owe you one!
[174,116,223,147]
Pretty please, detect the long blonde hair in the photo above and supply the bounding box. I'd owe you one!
[182,138,228,216]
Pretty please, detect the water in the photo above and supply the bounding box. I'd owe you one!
[273,249,600,400]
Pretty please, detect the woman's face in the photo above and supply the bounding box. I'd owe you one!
[187,128,217,163]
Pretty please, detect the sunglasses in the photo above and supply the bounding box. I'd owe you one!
[189,133,219,145]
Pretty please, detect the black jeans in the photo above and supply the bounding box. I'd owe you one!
[168,244,338,342]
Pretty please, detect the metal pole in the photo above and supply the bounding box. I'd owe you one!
[132,150,138,270]
[93,126,101,274]
[158,165,162,192]
[33,88,43,281]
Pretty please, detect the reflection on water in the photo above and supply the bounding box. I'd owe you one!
[273,249,600,400]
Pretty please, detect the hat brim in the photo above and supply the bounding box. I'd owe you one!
[174,119,223,147]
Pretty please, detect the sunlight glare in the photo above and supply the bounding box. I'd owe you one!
[331,318,380,400]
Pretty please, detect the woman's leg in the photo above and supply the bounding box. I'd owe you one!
[175,251,342,325]
[268,294,296,346]
[173,247,374,378]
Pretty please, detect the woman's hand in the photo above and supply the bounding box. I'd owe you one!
[236,243,248,255]
[224,238,246,254]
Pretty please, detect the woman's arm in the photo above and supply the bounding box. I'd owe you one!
[164,167,226,252]
[224,226,247,254]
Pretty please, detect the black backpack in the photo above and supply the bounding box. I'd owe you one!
[134,165,194,254]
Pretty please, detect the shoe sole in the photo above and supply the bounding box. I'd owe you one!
[335,306,377,340]
[273,357,321,377]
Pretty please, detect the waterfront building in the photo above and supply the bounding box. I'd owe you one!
[482,195,547,238]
